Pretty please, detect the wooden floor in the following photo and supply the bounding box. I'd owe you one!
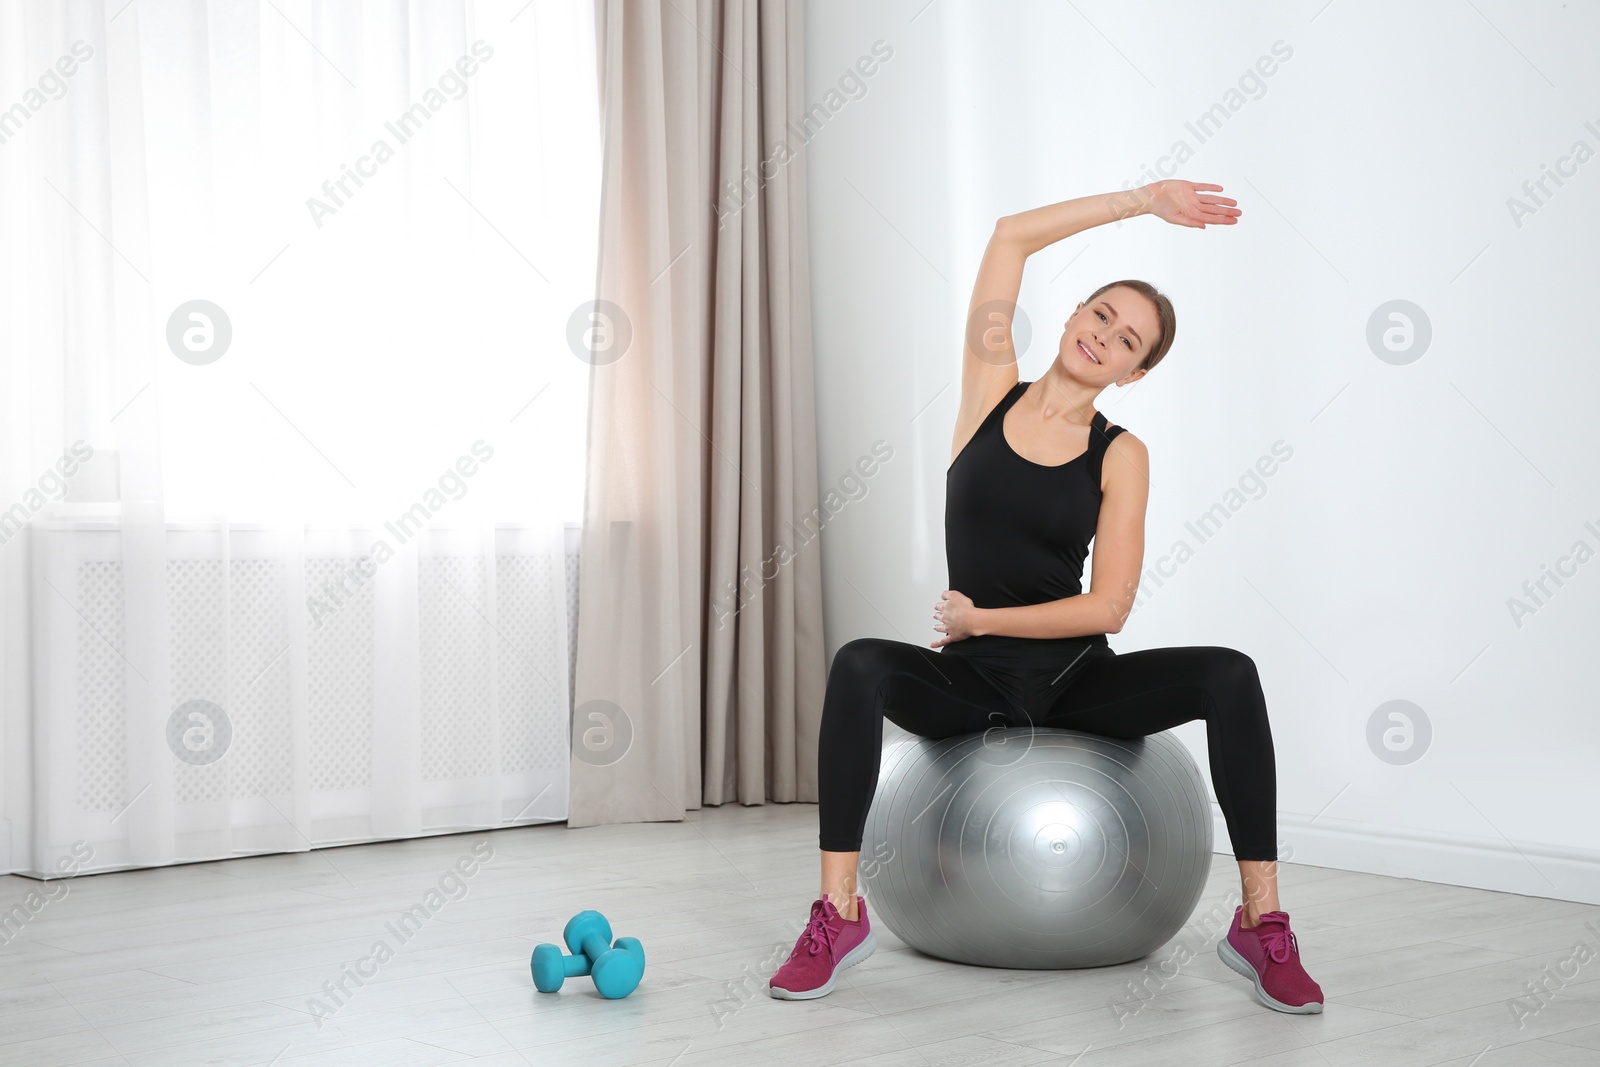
[3,802,1599,1066]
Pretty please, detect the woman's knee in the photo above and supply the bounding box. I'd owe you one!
[828,637,903,685]
[1203,646,1256,682]
[821,639,900,725]
[1206,647,1268,716]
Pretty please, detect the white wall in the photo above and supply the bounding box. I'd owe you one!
[804,0,1600,903]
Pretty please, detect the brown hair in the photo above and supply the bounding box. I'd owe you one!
[1084,279,1176,374]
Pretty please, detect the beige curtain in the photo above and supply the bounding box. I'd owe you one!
[569,0,825,828]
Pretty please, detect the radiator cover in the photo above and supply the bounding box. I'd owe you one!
[24,520,576,875]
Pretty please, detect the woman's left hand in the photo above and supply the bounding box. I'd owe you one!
[1142,179,1240,229]
[931,589,980,648]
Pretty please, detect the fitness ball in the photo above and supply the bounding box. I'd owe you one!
[860,727,1212,969]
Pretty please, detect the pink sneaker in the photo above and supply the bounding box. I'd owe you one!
[768,895,877,1000]
[1218,906,1324,1013]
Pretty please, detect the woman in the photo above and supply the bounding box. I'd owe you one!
[769,180,1323,1016]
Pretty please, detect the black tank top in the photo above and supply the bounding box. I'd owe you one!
[944,379,1126,658]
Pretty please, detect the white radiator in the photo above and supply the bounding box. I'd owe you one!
[21,520,577,876]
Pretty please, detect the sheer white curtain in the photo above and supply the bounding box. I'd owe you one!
[0,0,597,875]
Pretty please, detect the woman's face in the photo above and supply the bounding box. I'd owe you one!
[1057,287,1158,385]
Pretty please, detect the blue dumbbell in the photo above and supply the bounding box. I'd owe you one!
[530,911,645,998]
[530,941,591,992]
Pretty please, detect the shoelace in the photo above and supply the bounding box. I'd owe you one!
[1259,924,1298,964]
[798,908,839,959]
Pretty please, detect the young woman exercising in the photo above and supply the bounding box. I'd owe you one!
[770,181,1324,1015]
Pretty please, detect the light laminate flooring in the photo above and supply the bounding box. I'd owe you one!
[3,802,1598,1066]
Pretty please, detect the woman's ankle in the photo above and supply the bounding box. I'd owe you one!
[824,891,858,920]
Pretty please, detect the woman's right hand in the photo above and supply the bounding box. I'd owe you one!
[1142,180,1241,229]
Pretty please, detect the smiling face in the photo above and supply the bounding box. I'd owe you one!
[1056,285,1160,386]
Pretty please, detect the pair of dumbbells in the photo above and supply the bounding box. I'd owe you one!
[530,910,646,999]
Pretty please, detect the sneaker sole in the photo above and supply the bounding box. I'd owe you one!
[1217,937,1323,1014]
[769,931,878,1000]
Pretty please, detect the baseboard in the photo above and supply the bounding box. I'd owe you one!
[1215,807,1600,906]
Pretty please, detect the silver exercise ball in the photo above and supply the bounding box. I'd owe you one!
[860,727,1212,969]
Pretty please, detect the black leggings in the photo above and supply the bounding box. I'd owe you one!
[816,637,1278,861]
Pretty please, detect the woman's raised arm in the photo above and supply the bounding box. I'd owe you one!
[953,222,1029,445]
[952,182,1238,464]
[1003,181,1237,257]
